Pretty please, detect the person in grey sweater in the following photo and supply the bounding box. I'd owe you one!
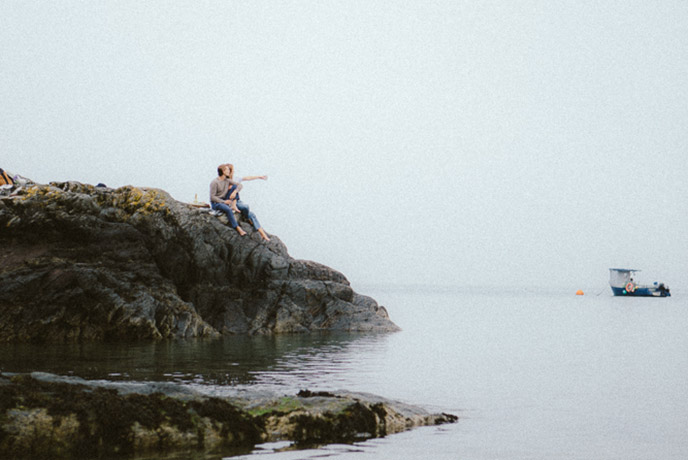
[209,164,269,240]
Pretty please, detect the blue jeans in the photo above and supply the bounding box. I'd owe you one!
[211,187,261,230]
[229,185,262,230]
[211,200,239,228]
[236,200,261,230]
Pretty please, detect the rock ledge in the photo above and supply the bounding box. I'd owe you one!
[0,373,456,458]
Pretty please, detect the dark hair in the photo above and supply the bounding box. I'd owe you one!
[217,163,234,177]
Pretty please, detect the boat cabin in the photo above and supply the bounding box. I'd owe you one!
[608,268,670,297]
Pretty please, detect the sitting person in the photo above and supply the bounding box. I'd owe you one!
[225,163,271,242]
[210,164,246,236]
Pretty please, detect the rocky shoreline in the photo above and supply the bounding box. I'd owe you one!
[0,180,399,342]
[0,373,457,458]
[0,178,454,459]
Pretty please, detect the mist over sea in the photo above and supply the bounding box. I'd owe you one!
[2,285,687,460]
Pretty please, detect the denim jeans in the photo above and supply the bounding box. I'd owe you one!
[236,200,261,230]
[229,185,262,230]
[210,200,239,228]
[212,186,261,230]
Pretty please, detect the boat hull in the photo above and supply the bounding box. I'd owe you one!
[610,286,671,297]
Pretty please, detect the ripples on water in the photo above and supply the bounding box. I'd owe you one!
[1,285,687,459]
[0,330,395,403]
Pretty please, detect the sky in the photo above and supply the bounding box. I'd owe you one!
[2,1,687,291]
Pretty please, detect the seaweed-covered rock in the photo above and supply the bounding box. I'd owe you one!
[0,373,457,458]
[0,180,399,342]
[0,374,262,458]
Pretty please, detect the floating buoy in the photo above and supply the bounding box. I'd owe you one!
[575,289,584,296]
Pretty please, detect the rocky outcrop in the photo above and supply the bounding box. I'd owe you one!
[0,180,399,342]
[0,373,457,458]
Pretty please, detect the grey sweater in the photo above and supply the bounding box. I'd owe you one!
[209,176,243,204]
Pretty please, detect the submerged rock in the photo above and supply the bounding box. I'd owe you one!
[0,373,457,458]
[0,180,399,342]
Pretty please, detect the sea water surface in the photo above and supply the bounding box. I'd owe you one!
[1,285,687,460]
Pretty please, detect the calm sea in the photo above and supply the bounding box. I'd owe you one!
[1,285,687,460]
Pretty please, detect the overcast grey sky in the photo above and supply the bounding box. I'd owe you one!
[2,1,686,291]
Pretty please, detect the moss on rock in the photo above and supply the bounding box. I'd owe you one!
[0,375,261,458]
[0,374,457,459]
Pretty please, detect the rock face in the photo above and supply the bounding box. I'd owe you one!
[0,181,399,342]
[0,373,457,458]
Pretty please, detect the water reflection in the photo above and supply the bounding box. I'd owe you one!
[0,332,393,391]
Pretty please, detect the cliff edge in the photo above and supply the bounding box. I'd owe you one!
[0,180,399,342]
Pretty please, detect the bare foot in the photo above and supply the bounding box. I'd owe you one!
[258,228,271,242]
[236,227,247,236]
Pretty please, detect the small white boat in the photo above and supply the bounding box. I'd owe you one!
[609,268,670,297]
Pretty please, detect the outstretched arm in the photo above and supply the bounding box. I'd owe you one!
[240,175,268,181]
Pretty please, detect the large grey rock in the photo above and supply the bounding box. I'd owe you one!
[0,181,399,342]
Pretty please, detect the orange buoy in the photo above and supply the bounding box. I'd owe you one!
[575,289,584,296]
